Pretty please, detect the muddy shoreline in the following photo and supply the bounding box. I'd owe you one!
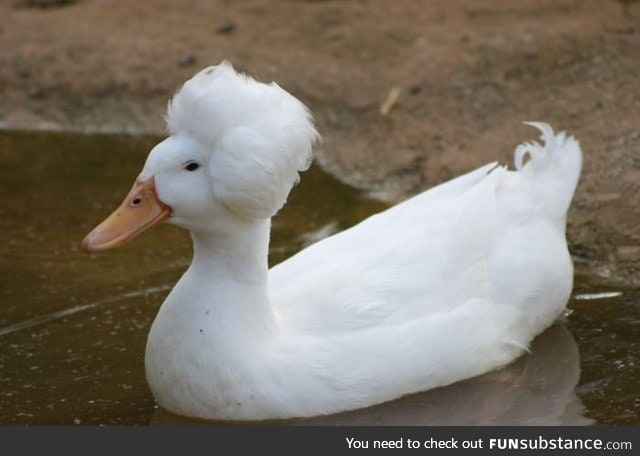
[2,0,639,283]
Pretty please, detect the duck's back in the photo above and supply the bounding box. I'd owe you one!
[269,123,581,347]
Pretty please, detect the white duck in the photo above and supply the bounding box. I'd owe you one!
[82,62,582,421]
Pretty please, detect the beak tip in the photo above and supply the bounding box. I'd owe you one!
[81,230,107,253]
[81,234,95,253]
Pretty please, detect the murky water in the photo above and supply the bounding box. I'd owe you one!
[1,131,638,425]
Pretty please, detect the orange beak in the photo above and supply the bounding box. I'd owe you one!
[82,177,172,252]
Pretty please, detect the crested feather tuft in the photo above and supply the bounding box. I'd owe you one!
[166,61,319,219]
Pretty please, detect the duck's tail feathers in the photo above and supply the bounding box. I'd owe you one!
[515,122,582,222]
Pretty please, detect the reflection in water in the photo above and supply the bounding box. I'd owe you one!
[1,130,638,425]
[151,324,593,426]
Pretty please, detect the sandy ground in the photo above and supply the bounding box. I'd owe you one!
[2,0,639,284]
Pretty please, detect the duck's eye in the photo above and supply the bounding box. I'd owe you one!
[184,161,200,172]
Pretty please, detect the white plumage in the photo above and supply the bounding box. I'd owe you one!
[165,61,318,219]
[84,62,583,421]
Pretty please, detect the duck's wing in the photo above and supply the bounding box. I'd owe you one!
[269,161,503,335]
[269,124,582,339]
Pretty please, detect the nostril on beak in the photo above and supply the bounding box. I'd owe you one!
[131,197,142,206]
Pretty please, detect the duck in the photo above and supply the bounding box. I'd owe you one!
[82,61,583,421]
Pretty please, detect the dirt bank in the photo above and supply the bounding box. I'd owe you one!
[2,0,639,283]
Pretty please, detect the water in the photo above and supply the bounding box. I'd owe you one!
[0,130,638,425]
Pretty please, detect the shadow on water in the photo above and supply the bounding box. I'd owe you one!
[0,130,638,425]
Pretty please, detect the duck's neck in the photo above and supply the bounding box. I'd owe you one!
[191,218,270,284]
[181,217,276,334]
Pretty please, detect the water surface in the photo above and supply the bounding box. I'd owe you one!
[0,131,638,425]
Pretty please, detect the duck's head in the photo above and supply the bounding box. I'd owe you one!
[82,62,318,252]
